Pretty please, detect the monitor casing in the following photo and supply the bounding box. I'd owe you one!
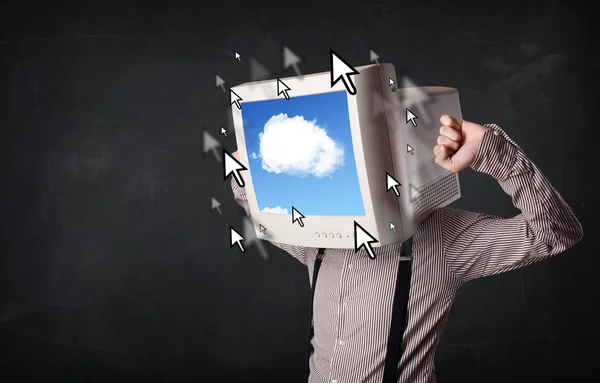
[231,64,461,249]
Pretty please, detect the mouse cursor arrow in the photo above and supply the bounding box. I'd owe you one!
[202,129,222,162]
[210,196,222,215]
[389,222,396,232]
[282,45,302,76]
[223,149,248,187]
[386,172,402,197]
[407,144,414,155]
[249,57,272,82]
[406,108,418,127]
[234,51,241,61]
[369,49,380,65]
[277,78,291,100]
[291,206,305,227]
[230,89,242,110]
[215,74,226,92]
[259,224,267,235]
[330,49,359,95]
[230,226,245,252]
[389,78,396,89]
[354,221,379,259]
[409,183,420,202]
[241,217,270,260]
[221,127,227,136]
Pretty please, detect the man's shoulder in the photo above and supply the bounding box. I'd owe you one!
[441,206,485,220]
[420,207,484,229]
[419,207,469,224]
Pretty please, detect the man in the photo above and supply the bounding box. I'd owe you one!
[230,115,583,382]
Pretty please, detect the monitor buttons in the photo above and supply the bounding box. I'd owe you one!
[317,232,342,239]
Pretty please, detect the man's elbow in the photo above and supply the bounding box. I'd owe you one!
[565,209,584,246]
[571,219,584,246]
[548,219,583,255]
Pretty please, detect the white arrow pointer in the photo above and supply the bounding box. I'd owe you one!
[230,89,242,110]
[223,148,248,187]
[354,221,379,259]
[386,172,402,197]
[406,108,418,127]
[407,144,414,155]
[330,49,359,95]
[234,52,241,61]
[389,78,396,88]
[277,78,291,100]
[390,222,396,232]
[292,206,305,227]
[230,226,245,252]
[221,127,227,136]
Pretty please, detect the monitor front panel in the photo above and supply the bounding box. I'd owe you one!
[231,73,378,249]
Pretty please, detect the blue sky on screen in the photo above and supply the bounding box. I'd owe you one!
[241,91,365,216]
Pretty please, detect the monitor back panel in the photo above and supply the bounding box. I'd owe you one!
[377,65,462,239]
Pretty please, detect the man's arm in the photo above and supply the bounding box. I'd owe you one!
[441,124,583,282]
[230,177,308,265]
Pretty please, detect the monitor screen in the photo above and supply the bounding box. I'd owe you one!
[241,91,366,216]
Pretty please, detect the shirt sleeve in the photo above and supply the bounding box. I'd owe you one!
[230,178,308,265]
[442,124,583,283]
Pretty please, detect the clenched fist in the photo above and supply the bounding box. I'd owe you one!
[433,115,488,173]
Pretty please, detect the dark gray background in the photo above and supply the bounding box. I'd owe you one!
[1,0,598,382]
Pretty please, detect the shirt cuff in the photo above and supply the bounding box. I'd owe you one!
[231,177,245,199]
[231,177,241,191]
[470,124,518,181]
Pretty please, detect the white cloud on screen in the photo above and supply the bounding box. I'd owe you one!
[261,206,288,214]
[258,113,344,177]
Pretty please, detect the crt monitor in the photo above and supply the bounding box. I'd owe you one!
[230,63,462,249]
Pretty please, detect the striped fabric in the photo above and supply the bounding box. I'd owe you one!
[230,124,583,383]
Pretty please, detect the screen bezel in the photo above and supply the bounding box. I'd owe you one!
[231,73,377,249]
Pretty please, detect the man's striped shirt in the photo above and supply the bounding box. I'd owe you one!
[231,124,583,382]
